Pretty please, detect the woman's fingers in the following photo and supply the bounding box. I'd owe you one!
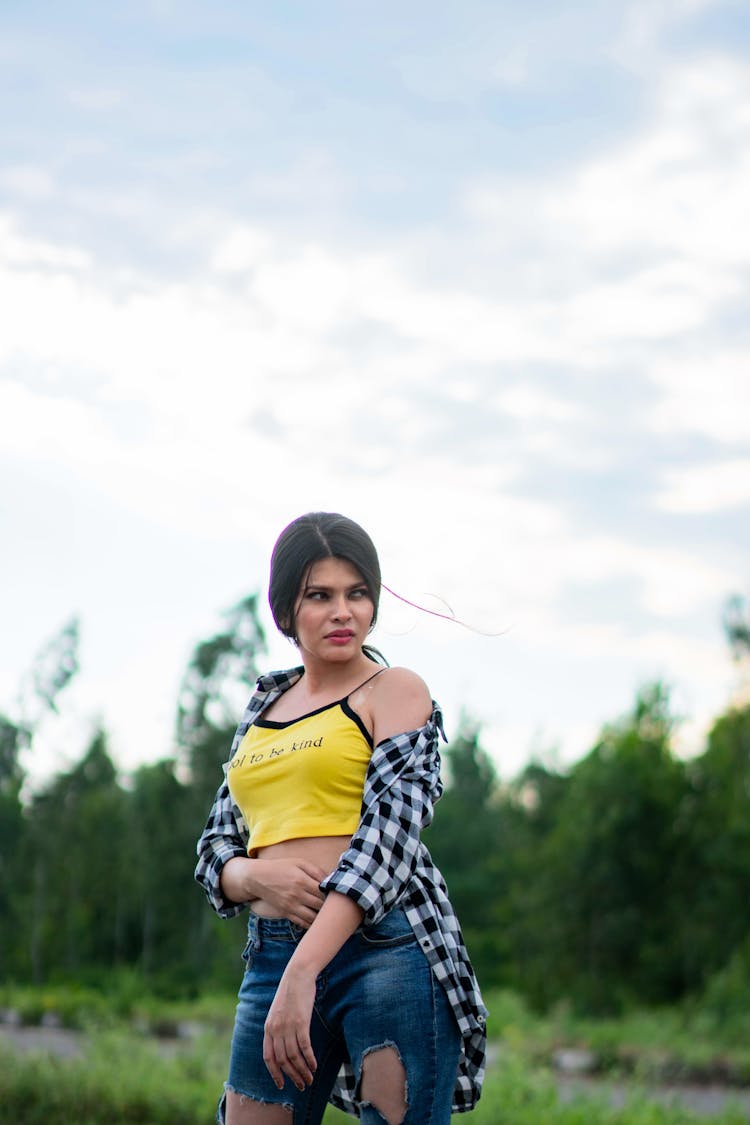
[257,860,326,921]
[297,860,327,883]
[263,1038,289,1090]
[289,907,316,929]
[264,1031,317,1091]
[289,891,327,928]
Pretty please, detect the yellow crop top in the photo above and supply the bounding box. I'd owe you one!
[226,694,375,855]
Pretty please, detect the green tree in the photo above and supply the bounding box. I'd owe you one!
[17,617,79,732]
[177,594,266,808]
[125,758,214,989]
[682,703,750,987]
[491,760,570,1006]
[175,593,268,987]
[425,719,505,986]
[535,683,689,1011]
[0,618,80,979]
[0,716,27,977]
[724,594,750,661]
[23,730,127,982]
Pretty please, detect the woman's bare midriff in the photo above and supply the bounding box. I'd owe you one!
[250,834,352,918]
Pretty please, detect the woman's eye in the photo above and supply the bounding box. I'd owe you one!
[351,588,369,599]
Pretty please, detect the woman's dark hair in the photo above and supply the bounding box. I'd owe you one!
[269,512,382,644]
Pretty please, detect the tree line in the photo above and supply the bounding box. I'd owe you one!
[1,596,749,1014]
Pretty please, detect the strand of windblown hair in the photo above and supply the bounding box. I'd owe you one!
[381,583,508,637]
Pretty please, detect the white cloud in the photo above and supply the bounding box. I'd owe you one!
[492,386,581,422]
[250,245,355,332]
[1,193,741,630]
[561,57,750,267]
[210,224,272,273]
[0,165,56,200]
[67,88,125,111]
[552,536,735,618]
[466,53,750,287]
[647,352,750,443]
[656,458,750,513]
[461,51,750,459]
[0,380,108,459]
[621,0,734,60]
[395,37,531,103]
[0,214,90,271]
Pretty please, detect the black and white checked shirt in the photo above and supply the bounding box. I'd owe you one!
[195,665,487,1115]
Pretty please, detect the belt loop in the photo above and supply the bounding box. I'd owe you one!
[247,912,262,952]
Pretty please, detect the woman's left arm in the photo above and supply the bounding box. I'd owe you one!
[262,890,363,1091]
[319,672,444,925]
[262,669,436,1091]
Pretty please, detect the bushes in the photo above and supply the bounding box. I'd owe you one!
[3,1004,750,1125]
[0,1031,223,1124]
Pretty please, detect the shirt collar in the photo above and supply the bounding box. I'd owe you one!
[255,665,305,694]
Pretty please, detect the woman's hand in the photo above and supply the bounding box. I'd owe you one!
[263,963,318,1091]
[220,857,326,928]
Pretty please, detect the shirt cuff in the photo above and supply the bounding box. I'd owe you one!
[199,845,249,918]
[320,864,389,924]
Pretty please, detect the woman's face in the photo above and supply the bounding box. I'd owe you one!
[292,556,374,665]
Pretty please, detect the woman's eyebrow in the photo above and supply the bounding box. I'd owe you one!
[305,582,367,592]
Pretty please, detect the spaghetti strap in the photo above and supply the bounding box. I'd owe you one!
[346,668,387,698]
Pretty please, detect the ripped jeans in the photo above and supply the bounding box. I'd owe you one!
[220,906,461,1124]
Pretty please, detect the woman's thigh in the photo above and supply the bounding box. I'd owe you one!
[325,909,461,1125]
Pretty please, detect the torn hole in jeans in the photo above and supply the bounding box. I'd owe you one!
[357,1042,408,1125]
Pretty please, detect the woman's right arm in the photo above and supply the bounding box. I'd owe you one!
[220,856,326,929]
[195,780,251,918]
[195,782,325,927]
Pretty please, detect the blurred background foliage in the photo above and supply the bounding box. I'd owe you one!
[1,591,750,1020]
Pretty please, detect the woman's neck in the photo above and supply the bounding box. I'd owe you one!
[295,653,377,702]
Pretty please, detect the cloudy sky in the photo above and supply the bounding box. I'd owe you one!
[1,0,748,789]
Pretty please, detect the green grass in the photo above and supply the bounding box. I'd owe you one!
[2,1031,748,1125]
[3,1034,744,1125]
[322,1050,750,1124]
[2,985,749,1124]
[0,1029,226,1124]
[482,988,750,1085]
[0,977,236,1035]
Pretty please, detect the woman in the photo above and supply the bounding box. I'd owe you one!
[196,512,486,1125]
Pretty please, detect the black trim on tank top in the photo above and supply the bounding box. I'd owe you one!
[339,698,374,746]
[253,668,386,738]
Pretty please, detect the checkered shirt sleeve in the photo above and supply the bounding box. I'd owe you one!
[194,780,250,918]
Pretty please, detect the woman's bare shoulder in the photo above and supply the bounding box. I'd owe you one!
[368,666,432,742]
[373,665,430,698]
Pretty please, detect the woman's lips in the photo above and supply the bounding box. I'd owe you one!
[326,630,354,644]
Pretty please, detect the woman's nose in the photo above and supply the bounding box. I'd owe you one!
[332,595,351,620]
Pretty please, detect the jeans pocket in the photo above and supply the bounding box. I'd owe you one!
[359,906,417,949]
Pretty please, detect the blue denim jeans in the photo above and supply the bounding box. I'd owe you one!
[220,906,461,1124]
